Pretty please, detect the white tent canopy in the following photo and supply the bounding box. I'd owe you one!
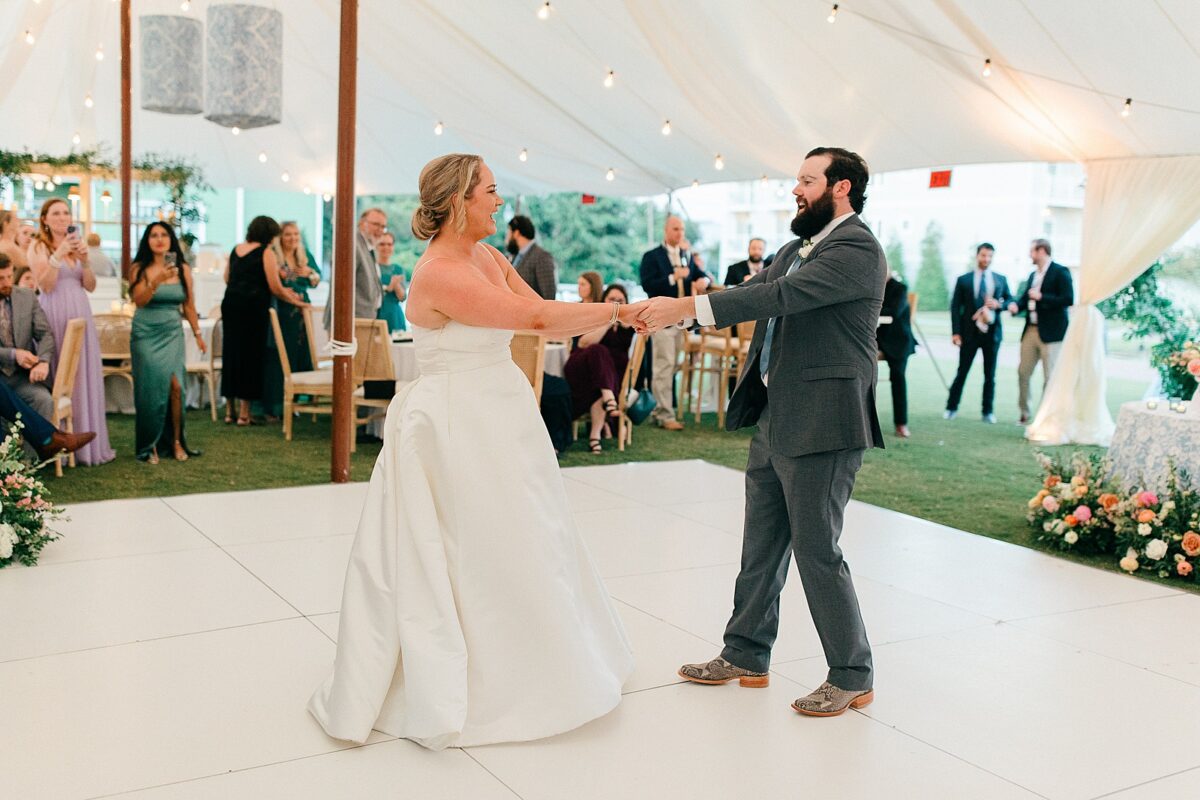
[2,0,1199,196]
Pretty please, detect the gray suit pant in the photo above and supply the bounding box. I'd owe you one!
[720,403,873,691]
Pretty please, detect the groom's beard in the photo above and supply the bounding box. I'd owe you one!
[505,238,520,257]
[790,188,836,240]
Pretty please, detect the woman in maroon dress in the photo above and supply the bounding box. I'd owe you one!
[563,284,634,453]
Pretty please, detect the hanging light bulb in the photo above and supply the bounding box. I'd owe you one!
[519,148,528,162]
[95,44,104,61]
[231,126,241,136]
[1121,97,1132,118]
[100,190,113,205]
[258,151,268,163]
[84,93,94,108]
[692,179,700,188]
[52,176,62,186]
[661,120,672,136]
[72,132,81,145]
[713,154,725,171]
[981,58,992,78]
[537,2,551,20]
[603,70,615,89]
[605,167,615,182]
[827,4,839,23]
[434,121,444,135]
[180,0,190,9]
[303,186,312,195]
[33,181,44,191]
[24,30,35,45]
[760,174,769,186]
[281,171,290,183]
[322,193,332,202]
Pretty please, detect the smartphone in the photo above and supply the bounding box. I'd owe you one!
[66,224,79,238]
[164,252,178,270]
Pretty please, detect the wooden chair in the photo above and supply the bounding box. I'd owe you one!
[95,312,134,393]
[689,324,747,427]
[49,319,86,477]
[510,333,547,404]
[305,305,333,370]
[350,319,397,452]
[570,333,646,451]
[186,313,222,422]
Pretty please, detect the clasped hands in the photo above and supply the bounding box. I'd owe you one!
[13,349,48,383]
[615,296,693,335]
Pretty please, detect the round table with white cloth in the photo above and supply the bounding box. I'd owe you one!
[387,338,568,383]
[1106,400,1200,490]
[103,318,218,414]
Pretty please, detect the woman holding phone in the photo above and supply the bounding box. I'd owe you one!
[27,198,114,465]
[129,223,205,463]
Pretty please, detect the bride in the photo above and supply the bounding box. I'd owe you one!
[308,154,637,750]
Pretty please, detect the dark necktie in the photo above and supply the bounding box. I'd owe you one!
[0,298,15,376]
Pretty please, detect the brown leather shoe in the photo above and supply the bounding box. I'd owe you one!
[658,419,685,431]
[791,682,874,717]
[35,430,96,462]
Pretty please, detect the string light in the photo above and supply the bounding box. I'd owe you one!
[713,153,725,171]
[52,176,62,186]
[231,126,240,136]
[982,58,992,78]
[827,4,839,23]
[95,44,104,61]
[72,132,81,145]
[84,94,94,108]
[434,121,444,135]
[322,193,332,202]
[258,151,268,163]
[605,167,615,181]
[537,2,551,20]
[180,0,190,9]
[303,186,312,195]
[760,174,769,186]
[603,69,615,88]
[33,181,44,190]
[1121,97,1132,118]
[661,120,671,136]
[24,30,35,45]
[519,148,528,162]
[691,179,700,188]
[281,171,290,183]
[100,190,112,205]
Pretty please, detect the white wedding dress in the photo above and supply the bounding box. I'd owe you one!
[308,321,634,750]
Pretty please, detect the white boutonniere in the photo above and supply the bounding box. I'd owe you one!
[798,240,815,258]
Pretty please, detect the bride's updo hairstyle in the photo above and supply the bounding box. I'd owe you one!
[411,154,484,241]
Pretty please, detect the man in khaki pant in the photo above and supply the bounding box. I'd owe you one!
[1008,239,1073,424]
[638,216,709,430]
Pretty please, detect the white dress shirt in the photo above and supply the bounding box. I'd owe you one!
[665,243,684,285]
[1028,262,1048,324]
[694,212,854,327]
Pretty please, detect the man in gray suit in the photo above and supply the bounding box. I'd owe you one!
[505,215,558,300]
[636,147,886,717]
[324,208,386,331]
[0,253,57,424]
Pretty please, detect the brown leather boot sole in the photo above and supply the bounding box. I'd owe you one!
[792,690,874,717]
[677,669,769,688]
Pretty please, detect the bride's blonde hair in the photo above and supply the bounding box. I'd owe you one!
[411,154,483,241]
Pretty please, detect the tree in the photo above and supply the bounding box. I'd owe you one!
[1098,262,1182,341]
[914,221,950,311]
[884,236,907,283]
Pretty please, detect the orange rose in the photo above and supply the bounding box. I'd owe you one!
[1045,475,1062,489]
[1064,514,1078,527]
[1182,531,1200,558]
[1137,509,1157,524]
[1099,493,1120,511]
[1178,560,1194,578]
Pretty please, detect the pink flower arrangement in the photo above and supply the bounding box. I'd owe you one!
[1042,496,1060,513]
[1074,506,1093,523]
[1136,491,1159,508]
[1189,358,1200,378]
[1179,561,1194,577]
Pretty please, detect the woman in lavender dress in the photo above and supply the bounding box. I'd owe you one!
[27,198,115,465]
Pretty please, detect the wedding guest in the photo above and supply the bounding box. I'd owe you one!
[86,233,118,277]
[506,215,558,300]
[577,270,603,303]
[323,208,385,331]
[376,231,408,333]
[639,215,709,430]
[563,284,634,453]
[1009,238,1073,424]
[724,238,767,285]
[0,211,29,270]
[14,266,36,291]
[263,221,320,418]
[877,272,916,437]
[27,198,114,465]
[15,222,34,254]
[221,216,307,426]
[0,254,56,430]
[129,222,205,463]
[945,243,1012,424]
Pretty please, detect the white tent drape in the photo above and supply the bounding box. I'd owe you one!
[1026,155,1200,446]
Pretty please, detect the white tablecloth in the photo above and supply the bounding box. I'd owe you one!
[387,339,568,383]
[1107,400,1200,490]
[104,318,217,414]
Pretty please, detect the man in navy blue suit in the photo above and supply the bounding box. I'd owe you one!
[638,215,709,430]
[1009,238,1074,424]
[944,243,1013,424]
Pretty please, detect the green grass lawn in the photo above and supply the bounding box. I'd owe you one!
[49,349,1180,589]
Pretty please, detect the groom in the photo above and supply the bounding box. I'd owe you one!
[635,147,886,717]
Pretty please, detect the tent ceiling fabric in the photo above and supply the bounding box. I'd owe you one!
[1,0,1198,195]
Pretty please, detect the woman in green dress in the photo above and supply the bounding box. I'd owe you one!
[129,222,205,464]
[376,231,407,333]
[263,221,322,418]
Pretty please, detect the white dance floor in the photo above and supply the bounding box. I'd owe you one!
[5,460,1199,800]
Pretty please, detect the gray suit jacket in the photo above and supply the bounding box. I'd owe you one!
[708,215,886,458]
[324,230,383,330]
[0,288,55,378]
[514,243,558,300]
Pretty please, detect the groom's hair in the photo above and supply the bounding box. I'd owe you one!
[508,215,536,240]
[806,147,869,214]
